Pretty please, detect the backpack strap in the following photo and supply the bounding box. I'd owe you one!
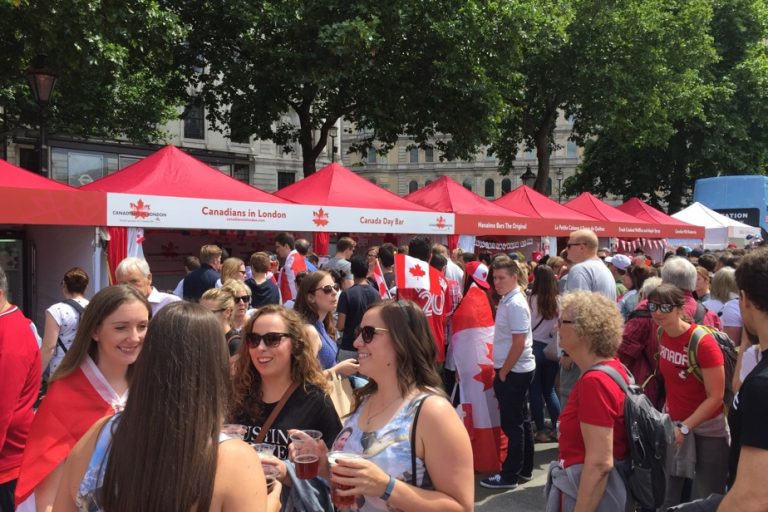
[693,302,706,324]
[56,299,86,354]
[686,326,708,383]
[586,364,630,395]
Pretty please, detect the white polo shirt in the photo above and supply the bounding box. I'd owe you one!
[493,287,535,373]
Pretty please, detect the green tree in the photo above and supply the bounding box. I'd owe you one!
[572,0,768,212]
[0,0,186,145]
[490,0,716,194]
[173,0,513,177]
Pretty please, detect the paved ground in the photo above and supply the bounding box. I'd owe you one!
[474,439,558,511]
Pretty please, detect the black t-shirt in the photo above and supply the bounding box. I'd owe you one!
[728,349,768,483]
[337,284,381,350]
[246,278,281,308]
[233,384,342,460]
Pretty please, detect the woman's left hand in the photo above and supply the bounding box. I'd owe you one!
[261,455,291,486]
[330,456,391,498]
[333,358,360,376]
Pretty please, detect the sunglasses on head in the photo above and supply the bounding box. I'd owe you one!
[313,284,340,294]
[234,295,251,304]
[648,303,675,314]
[246,332,290,348]
[355,325,389,343]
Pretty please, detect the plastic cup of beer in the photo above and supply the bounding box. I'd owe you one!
[251,443,275,460]
[262,464,279,493]
[289,430,323,480]
[221,424,248,440]
[328,451,364,507]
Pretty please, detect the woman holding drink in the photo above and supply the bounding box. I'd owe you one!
[15,285,150,512]
[52,302,280,511]
[299,299,474,511]
[229,305,341,490]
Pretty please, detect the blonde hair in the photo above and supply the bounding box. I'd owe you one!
[220,257,245,284]
[491,256,528,293]
[222,280,249,297]
[199,245,223,265]
[560,291,623,357]
[201,288,235,319]
[710,267,737,303]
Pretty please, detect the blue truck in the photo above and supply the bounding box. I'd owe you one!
[693,175,768,237]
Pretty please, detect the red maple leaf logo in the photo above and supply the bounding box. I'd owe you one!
[312,208,329,227]
[473,364,496,391]
[129,199,151,219]
[436,215,446,229]
[409,264,426,278]
[161,242,179,258]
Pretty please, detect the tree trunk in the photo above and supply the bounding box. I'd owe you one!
[534,131,550,194]
[666,160,687,214]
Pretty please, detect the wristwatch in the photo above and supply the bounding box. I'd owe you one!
[677,422,690,436]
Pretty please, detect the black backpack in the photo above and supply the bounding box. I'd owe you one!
[588,364,675,509]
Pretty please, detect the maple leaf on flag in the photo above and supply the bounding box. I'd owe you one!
[473,364,495,391]
[409,264,426,278]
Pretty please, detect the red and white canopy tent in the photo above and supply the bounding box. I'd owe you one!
[494,186,611,236]
[0,159,107,324]
[616,198,704,252]
[274,163,452,253]
[564,193,662,238]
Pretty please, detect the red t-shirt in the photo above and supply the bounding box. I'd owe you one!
[397,277,451,363]
[658,323,723,421]
[558,358,629,468]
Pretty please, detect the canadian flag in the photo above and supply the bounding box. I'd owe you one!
[372,259,391,299]
[394,253,443,293]
[451,283,506,473]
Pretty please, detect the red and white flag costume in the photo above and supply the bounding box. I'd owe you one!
[395,253,450,363]
[450,283,507,473]
[372,259,391,299]
[15,360,125,509]
[277,249,307,303]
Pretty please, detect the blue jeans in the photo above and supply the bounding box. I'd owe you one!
[529,341,561,432]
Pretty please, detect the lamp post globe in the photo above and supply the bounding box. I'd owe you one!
[521,164,536,188]
[26,55,58,178]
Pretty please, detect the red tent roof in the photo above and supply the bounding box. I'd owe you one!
[274,162,432,211]
[405,176,526,217]
[617,198,705,239]
[565,193,648,224]
[0,159,105,225]
[82,146,288,203]
[1,159,79,190]
[494,186,596,221]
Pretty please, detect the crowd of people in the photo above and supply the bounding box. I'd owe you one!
[1,228,768,512]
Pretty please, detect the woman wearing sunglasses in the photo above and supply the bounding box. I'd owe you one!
[201,288,240,356]
[545,291,631,511]
[649,284,728,509]
[216,257,247,288]
[223,280,254,333]
[294,271,342,370]
[53,302,280,512]
[230,305,342,494]
[304,299,474,512]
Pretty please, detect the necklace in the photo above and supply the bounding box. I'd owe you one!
[365,394,404,426]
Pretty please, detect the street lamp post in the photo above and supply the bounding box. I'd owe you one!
[521,164,536,188]
[556,167,564,203]
[329,125,338,163]
[27,55,58,178]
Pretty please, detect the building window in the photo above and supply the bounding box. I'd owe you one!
[51,148,118,186]
[501,178,512,194]
[484,178,495,198]
[18,147,39,173]
[567,141,578,158]
[367,147,377,164]
[462,178,472,191]
[277,171,295,189]
[183,102,205,140]
[233,163,249,184]
[425,147,434,163]
[409,147,419,163]
[368,177,377,184]
[485,147,495,161]
[409,180,418,193]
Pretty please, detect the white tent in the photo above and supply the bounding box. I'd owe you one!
[672,202,761,250]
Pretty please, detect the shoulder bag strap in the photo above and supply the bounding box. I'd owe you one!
[527,296,546,333]
[410,394,429,486]
[56,299,86,354]
[253,381,299,444]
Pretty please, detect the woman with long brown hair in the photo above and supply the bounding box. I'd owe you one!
[294,271,340,370]
[15,285,150,512]
[230,305,341,490]
[304,299,473,511]
[53,301,278,512]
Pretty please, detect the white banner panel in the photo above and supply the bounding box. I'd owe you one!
[106,193,454,235]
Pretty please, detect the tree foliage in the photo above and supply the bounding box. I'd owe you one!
[173,0,516,176]
[572,0,768,212]
[0,0,186,143]
[490,0,717,194]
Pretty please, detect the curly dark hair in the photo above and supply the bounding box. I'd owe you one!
[229,305,328,421]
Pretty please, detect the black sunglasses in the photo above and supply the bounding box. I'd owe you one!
[355,325,389,344]
[246,332,290,348]
[648,303,675,314]
[313,284,340,294]
[234,295,251,304]
[558,318,574,326]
